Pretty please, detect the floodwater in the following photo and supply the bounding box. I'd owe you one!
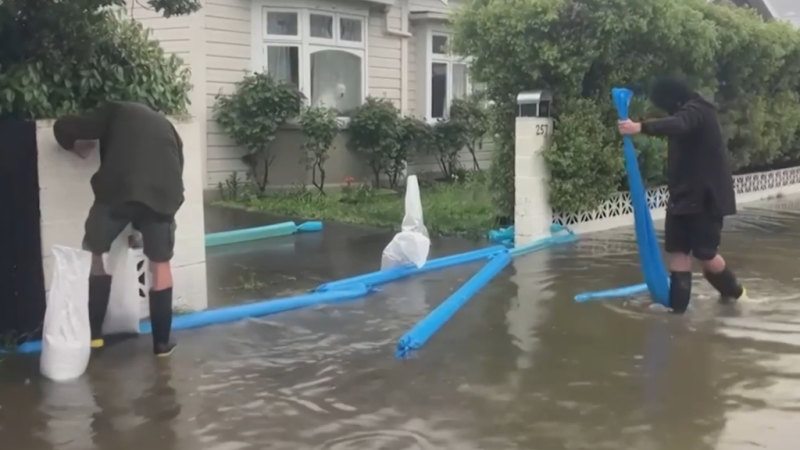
[3,200,800,449]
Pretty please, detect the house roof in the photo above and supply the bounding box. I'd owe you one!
[743,0,800,26]
[763,0,800,26]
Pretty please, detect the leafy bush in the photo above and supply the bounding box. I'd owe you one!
[450,93,489,171]
[486,99,517,223]
[0,4,194,119]
[214,73,304,192]
[430,120,469,180]
[544,99,623,213]
[454,0,800,215]
[347,97,403,188]
[299,106,339,194]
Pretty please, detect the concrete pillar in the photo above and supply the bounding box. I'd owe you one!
[514,111,554,246]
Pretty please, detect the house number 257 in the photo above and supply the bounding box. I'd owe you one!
[535,124,550,136]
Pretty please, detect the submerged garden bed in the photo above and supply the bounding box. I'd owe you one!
[215,173,495,239]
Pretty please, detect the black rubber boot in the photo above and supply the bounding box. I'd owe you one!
[703,268,744,303]
[669,272,693,314]
[89,275,112,348]
[149,288,176,357]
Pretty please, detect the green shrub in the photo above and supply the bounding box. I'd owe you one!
[430,120,468,180]
[0,6,193,119]
[347,97,403,188]
[544,99,623,213]
[299,106,339,194]
[214,73,304,192]
[450,93,489,171]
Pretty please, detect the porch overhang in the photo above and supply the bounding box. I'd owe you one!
[409,11,450,23]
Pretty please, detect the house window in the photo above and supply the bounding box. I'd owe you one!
[428,33,471,120]
[259,7,366,116]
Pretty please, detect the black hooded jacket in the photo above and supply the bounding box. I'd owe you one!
[641,95,736,217]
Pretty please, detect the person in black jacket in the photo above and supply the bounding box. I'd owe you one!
[53,101,183,356]
[618,77,746,313]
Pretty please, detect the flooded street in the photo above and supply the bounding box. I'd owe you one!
[3,199,800,449]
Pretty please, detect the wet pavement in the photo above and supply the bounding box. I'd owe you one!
[3,200,800,449]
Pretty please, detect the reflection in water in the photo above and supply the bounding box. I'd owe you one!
[3,198,800,448]
[39,376,97,450]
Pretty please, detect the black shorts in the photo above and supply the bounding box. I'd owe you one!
[664,213,723,261]
[83,202,176,262]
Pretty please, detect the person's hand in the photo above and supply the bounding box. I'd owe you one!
[618,120,642,136]
[72,139,95,159]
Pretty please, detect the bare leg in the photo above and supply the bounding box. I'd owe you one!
[150,261,173,291]
[91,254,107,275]
[668,252,692,272]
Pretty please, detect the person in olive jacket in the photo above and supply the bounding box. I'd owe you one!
[618,77,746,313]
[53,101,184,355]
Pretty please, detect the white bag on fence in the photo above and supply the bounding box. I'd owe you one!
[103,226,145,335]
[41,245,92,382]
[381,175,431,270]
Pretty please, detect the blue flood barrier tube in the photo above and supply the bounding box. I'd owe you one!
[206,221,299,247]
[396,251,512,359]
[488,226,515,245]
[509,230,578,258]
[141,284,369,333]
[315,245,508,292]
[297,221,323,233]
[612,88,670,306]
[574,283,649,303]
[11,285,370,355]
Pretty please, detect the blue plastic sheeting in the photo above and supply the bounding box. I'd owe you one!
[612,88,670,305]
[205,221,323,247]
[11,285,370,355]
[574,283,649,303]
[315,245,508,292]
[395,251,512,359]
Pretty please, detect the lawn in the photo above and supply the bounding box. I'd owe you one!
[215,174,496,238]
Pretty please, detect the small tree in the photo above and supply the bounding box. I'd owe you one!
[430,120,468,180]
[299,106,339,194]
[348,97,403,188]
[449,94,489,171]
[214,73,304,193]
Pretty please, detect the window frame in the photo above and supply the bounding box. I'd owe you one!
[421,29,473,122]
[252,2,369,118]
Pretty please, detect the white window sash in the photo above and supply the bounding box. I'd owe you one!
[426,30,473,121]
[256,6,368,116]
[264,9,302,41]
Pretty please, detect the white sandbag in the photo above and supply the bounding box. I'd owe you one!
[41,246,92,382]
[381,175,431,269]
[103,226,145,335]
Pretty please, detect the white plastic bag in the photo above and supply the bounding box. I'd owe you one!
[381,175,431,269]
[41,245,92,382]
[103,226,145,335]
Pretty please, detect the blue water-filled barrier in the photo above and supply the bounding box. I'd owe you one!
[395,226,578,358]
[13,285,371,354]
[9,225,577,356]
[574,88,669,305]
[315,245,507,293]
[396,251,512,358]
[205,220,323,247]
